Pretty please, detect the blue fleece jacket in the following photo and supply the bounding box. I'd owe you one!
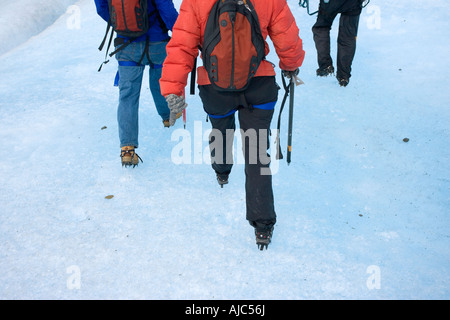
[94,0,178,42]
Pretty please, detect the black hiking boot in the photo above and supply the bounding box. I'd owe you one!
[337,77,349,87]
[255,226,274,250]
[316,65,335,77]
[216,172,229,188]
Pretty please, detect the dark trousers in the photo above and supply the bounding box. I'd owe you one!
[199,77,278,230]
[312,0,362,79]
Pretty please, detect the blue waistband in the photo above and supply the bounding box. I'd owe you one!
[118,61,139,67]
[208,109,238,119]
[117,61,163,68]
[207,102,276,118]
[253,101,277,110]
[117,34,171,43]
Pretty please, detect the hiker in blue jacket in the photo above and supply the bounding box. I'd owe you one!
[94,0,179,167]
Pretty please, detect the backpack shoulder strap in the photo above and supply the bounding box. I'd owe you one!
[98,20,114,72]
[98,20,112,52]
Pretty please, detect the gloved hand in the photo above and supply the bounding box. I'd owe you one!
[282,68,304,86]
[282,68,299,79]
[165,94,187,126]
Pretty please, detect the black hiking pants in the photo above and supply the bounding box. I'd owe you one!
[312,0,362,80]
[199,76,278,231]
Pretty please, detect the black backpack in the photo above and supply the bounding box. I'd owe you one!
[201,0,266,92]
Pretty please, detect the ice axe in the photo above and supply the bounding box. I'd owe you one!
[276,71,304,165]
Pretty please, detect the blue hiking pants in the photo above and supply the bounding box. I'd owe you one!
[115,40,170,148]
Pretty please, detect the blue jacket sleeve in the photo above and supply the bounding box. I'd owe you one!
[94,0,110,22]
[153,0,178,31]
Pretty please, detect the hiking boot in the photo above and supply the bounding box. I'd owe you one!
[216,172,229,188]
[255,226,274,250]
[120,146,143,167]
[163,112,183,128]
[337,77,349,87]
[316,65,335,77]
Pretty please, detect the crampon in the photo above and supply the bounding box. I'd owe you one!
[255,226,274,250]
[120,146,143,168]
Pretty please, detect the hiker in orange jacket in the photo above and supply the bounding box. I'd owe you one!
[160,0,305,250]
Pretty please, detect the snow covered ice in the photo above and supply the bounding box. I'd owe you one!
[0,0,449,299]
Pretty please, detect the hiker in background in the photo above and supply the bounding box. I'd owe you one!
[94,0,179,167]
[160,0,305,250]
[312,0,364,87]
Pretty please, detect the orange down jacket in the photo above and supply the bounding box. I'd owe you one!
[160,0,305,97]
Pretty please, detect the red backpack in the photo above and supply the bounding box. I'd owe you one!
[98,0,155,71]
[109,0,149,38]
[201,0,266,92]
